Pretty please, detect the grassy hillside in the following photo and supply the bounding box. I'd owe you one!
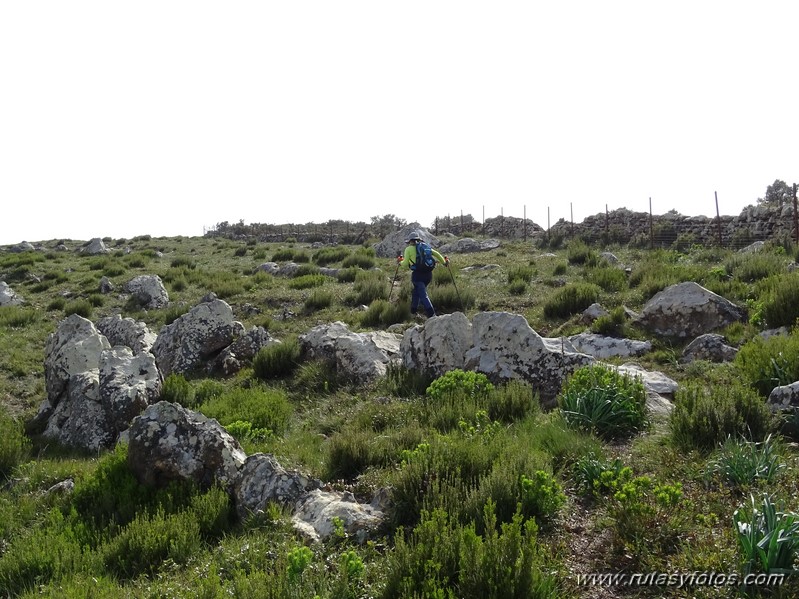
[1,233,799,598]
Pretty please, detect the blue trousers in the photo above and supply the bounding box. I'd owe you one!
[411,271,435,317]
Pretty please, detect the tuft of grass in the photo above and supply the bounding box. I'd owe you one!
[542,283,601,319]
[253,338,301,380]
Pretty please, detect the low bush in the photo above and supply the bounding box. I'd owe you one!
[64,299,93,318]
[383,504,558,599]
[669,380,774,452]
[313,246,350,266]
[160,373,197,408]
[253,338,301,380]
[759,273,799,329]
[542,283,601,319]
[734,331,799,397]
[303,288,333,311]
[199,386,293,436]
[289,274,326,290]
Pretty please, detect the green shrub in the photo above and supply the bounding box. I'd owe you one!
[234,247,247,257]
[426,369,494,401]
[429,283,474,313]
[585,265,628,292]
[380,363,433,398]
[508,279,528,295]
[735,331,799,397]
[293,360,342,395]
[272,248,295,262]
[519,470,566,522]
[507,264,535,285]
[304,288,333,311]
[102,507,202,579]
[566,239,596,265]
[383,504,557,599]
[351,271,387,305]
[360,299,407,327]
[572,452,632,497]
[669,380,774,452]
[170,256,196,269]
[47,297,67,311]
[557,364,647,440]
[289,274,326,290]
[0,408,30,476]
[485,379,540,423]
[608,475,685,558]
[726,252,787,283]
[85,293,103,308]
[199,386,292,436]
[759,273,799,329]
[341,252,376,269]
[160,373,197,408]
[64,299,93,318]
[0,306,39,328]
[163,304,191,326]
[542,283,601,319]
[589,306,627,337]
[336,267,360,283]
[253,338,301,380]
[313,246,350,266]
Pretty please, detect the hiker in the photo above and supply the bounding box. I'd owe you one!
[397,230,449,318]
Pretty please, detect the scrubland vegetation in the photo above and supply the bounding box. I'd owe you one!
[2,232,799,597]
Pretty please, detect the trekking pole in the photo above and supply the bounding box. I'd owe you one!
[387,257,401,302]
[445,258,464,312]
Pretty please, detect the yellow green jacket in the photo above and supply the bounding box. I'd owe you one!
[402,242,446,270]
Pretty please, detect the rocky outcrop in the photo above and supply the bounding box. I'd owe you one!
[299,321,402,382]
[0,281,23,306]
[372,225,440,259]
[680,333,738,363]
[151,299,245,377]
[124,275,169,309]
[97,314,157,355]
[462,312,594,401]
[767,382,799,412]
[635,282,746,338]
[401,312,473,377]
[210,326,279,375]
[126,401,246,491]
[42,345,161,451]
[80,238,110,255]
[234,453,321,520]
[566,333,651,359]
[438,238,501,254]
[292,488,386,544]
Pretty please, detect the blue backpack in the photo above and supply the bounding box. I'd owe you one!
[413,241,436,273]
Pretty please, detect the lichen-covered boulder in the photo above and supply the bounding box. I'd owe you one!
[635,282,746,338]
[126,401,246,491]
[151,299,245,376]
[124,274,169,309]
[234,453,321,520]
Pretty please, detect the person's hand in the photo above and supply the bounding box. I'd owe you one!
[444,256,450,267]
[396,255,403,264]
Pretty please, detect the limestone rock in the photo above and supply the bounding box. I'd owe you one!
[635,282,746,338]
[126,401,246,491]
[151,299,245,377]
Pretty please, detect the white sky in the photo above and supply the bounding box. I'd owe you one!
[2,1,798,245]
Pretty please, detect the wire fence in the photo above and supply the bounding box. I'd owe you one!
[207,187,799,251]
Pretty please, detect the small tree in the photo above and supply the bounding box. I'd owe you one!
[757,179,794,209]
